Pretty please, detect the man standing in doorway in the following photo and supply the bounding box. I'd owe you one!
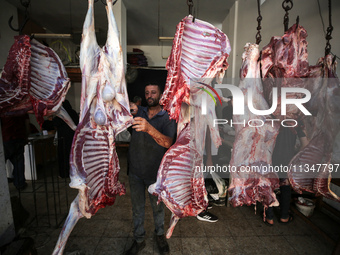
[126,84,177,255]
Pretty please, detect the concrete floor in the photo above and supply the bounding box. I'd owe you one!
[7,147,340,255]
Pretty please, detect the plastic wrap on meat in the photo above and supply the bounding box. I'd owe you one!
[53,0,133,254]
[228,43,280,208]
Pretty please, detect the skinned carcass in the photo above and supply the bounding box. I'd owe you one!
[0,35,75,129]
[52,0,132,254]
[228,43,280,208]
[261,23,340,203]
[288,54,340,201]
[148,15,231,238]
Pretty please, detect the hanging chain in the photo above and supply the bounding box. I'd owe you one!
[325,0,333,55]
[255,0,262,44]
[282,0,293,32]
[187,0,194,15]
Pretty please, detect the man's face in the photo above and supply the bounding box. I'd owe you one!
[145,85,161,107]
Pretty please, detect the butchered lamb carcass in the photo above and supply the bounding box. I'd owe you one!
[288,54,340,202]
[0,35,76,130]
[52,0,133,254]
[228,43,280,209]
[148,15,231,238]
[261,23,340,203]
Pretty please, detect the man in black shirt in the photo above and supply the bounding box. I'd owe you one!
[126,84,176,255]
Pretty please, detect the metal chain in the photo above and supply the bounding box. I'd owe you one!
[325,0,333,55]
[255,0,262,44]
[282,0,293,32]
[187,0,194,15]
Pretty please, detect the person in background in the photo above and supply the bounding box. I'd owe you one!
[42,115,56,135]
[133,95,142,106]
[126,84,176,255]
[53,100,79,179]
[1,114,30,191]
[265,122,308,225]
[196,129,220,222]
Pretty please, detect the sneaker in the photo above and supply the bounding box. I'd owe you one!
[211,197,226,207]
[155,234,169,255]
[125,240,145,255]
[207,202,213,209]
[197,210,218,222]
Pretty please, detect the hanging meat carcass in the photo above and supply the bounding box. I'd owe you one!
[261,22,340,202]
[52,0,133,254]
[288,54,340,201]
[0,35,75,129]
[148,15,231,238]
[228,43,280,208]
[261,23,310,122]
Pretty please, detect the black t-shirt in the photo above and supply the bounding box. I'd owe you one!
[128,106,177,181]
[272,125,306,167]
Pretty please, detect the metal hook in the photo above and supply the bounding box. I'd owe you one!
[255,0,262,45]
[8,0,30,33]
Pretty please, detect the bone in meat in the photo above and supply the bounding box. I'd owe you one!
[52,0,132,254]
[288,54,340,202]
[149,16,230,238]
[0,35,75,129]
[228,43,280,208]
[0,35,31,115]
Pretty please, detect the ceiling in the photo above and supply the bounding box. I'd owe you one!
[5,0,234,46]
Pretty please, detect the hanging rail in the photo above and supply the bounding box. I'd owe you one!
[282,0,293,32]
[255,0,262,45]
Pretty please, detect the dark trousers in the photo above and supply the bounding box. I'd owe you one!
[129,173,164,242]
[266,185,291,220]
[4,139,26,189]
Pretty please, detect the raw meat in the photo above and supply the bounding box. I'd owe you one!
[228,43,280,208]
[0,35,75,129]
[160,15,231,123]
[149,15,231,238]
[261,23,309,121]
[0,35,31,115]
[52,0,132,254]
[288,54,340,201]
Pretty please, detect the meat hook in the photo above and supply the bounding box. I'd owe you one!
[8,0,30,34]
[255,0,262,45]
[187,0,195,22]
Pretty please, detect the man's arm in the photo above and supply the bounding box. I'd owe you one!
[132,117,173,148]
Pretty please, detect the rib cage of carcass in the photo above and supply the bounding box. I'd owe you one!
[260,23,340,203]
[0,35,76,129]
[228,22,340,211]
[148,15,231,238]
[228,43,281,209]
[53,0,133,254]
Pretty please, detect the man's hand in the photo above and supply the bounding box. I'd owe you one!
[132,117,150,132]
[132,117,173,148]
